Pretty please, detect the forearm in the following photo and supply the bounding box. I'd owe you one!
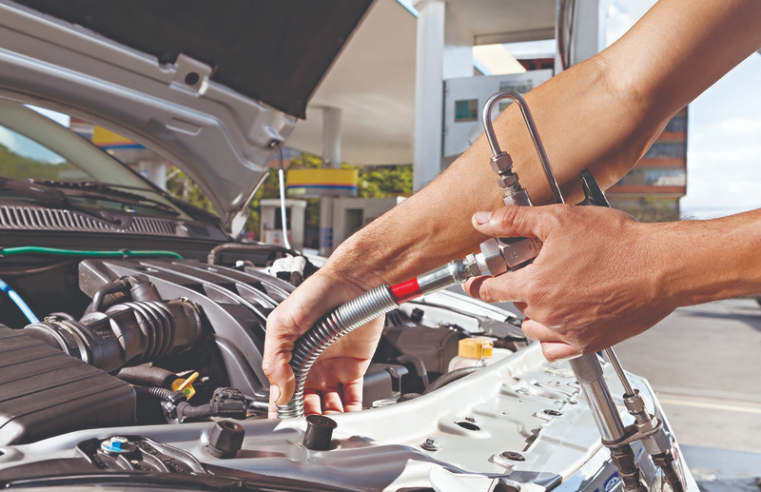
[655,209,761,307]
[324,0,761,288]
[325,56,648,287]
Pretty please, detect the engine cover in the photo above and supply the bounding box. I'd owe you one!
[0,327,136,445]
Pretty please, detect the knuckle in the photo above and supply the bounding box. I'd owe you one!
[498,206,521,230]
[478,281,498,303]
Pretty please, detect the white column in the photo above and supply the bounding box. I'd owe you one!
[322,107,342,168]
[138,160,167,190]
[412,1,473,192]
[555,0,608,73]
[412,0,445,192]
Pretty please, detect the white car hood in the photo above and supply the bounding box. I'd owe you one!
[0,0,373,225]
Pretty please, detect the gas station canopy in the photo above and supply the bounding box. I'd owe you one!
[285,0,557,167]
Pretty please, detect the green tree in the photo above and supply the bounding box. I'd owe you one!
[166,152,414,243]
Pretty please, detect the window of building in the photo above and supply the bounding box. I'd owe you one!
[664,115,687,133]
[644,169,686,186]
[644,142,685,159]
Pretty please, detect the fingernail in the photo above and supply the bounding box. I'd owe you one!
[474,211,492,225]
[271,384,281,405]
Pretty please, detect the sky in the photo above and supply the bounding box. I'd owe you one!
[503,1,761,219]
[607,0,761,219]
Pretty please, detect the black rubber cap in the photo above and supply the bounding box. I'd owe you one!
[207,420,245,458]
[303,414,337,451]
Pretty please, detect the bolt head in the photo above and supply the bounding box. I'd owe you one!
[490,153,513,173]
[422,437,440,451]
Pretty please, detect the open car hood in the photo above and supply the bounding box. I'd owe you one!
[0,0,374,226]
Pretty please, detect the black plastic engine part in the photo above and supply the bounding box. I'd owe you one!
[116,364,176,387]
[78,258,288,398]
[207,421,245,458]
[0,326,135,445]
[23,284,203,374]
[175,387,250,423]
[421,366,480,395]
[377,322,461,377]
[303,415,337,451]
[362,363,408,407]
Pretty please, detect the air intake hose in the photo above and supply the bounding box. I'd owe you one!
[24,277,203,373]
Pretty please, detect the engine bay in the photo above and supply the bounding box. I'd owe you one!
[0,251,528,446]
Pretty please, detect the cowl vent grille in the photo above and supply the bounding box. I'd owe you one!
[0,205,177,236]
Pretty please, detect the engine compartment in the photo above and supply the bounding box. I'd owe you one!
[0,252,528,446]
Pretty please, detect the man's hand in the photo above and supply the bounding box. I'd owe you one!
[464,205,678,362]
[262,270,385,418]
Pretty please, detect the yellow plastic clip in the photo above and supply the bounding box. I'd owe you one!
[458,339,493,359]
[171,372,199,400]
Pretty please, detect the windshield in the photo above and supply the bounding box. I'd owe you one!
[0,100,197,221]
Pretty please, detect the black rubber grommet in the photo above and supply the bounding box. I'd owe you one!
[207,420,245,458]
[303,414,337,451]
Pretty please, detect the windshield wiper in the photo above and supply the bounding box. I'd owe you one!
[0,458,358,492]
[33,180,180,217]
[0,176,121,224]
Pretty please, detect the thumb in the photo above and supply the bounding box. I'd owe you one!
[472,205,561,241]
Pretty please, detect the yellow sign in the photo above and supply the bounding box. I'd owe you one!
[286,169,358,197]
[91,126,143,150]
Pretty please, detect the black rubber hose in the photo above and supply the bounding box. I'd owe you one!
[90,278,130,313]
[176,402,213,419]
[421,367,480,395]
[134,385,173,401]
[207,243,300,265]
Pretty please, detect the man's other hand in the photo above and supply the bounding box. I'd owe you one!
[464,205,677,362]
[262,270,384,418]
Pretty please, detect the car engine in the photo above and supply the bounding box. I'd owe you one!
[0,252,697,491]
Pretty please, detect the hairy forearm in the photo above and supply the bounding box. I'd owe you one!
[655,209,761,307]
[323,0,761,288]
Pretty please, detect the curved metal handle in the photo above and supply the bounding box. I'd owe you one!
[481,91,565,205]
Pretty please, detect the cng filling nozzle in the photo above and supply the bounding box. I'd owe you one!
[276,91,687,492]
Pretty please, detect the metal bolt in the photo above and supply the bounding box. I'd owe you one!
[500,451,525,462]
[542,409,563,417]
[421,437,440,451]
[464,415,476,423]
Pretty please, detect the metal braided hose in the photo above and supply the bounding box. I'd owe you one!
[277,285,399,418]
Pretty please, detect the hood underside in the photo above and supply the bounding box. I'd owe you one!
[0,0,374,225]
[13,0,373,120]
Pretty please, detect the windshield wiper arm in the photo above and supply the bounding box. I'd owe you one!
[0,458,358,492]
[31,180,180,217]
[0,177,121,224]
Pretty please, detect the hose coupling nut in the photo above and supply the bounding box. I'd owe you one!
[497,172,519,189]
[490,152,513,174]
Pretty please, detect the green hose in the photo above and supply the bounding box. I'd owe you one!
[0,246,183,260]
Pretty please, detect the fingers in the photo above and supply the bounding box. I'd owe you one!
[521,319,581,362]
[472,205,565,241]
[322,389,346,415]
[520,318,563,342]
[341,379,364,413]
[263,344,296,409]
[463,273,527,304]
[540,341,581,362]
[304,390,323,416]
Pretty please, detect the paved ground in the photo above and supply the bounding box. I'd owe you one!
[615,298,761,454]
[490,297,761,488]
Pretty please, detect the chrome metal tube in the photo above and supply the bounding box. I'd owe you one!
[569,354,626,442]
[604,347,635,396]
[480,91,564,204]
[277,285,399,418]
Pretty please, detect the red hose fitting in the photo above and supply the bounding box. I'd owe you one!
[390,278,422,303]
